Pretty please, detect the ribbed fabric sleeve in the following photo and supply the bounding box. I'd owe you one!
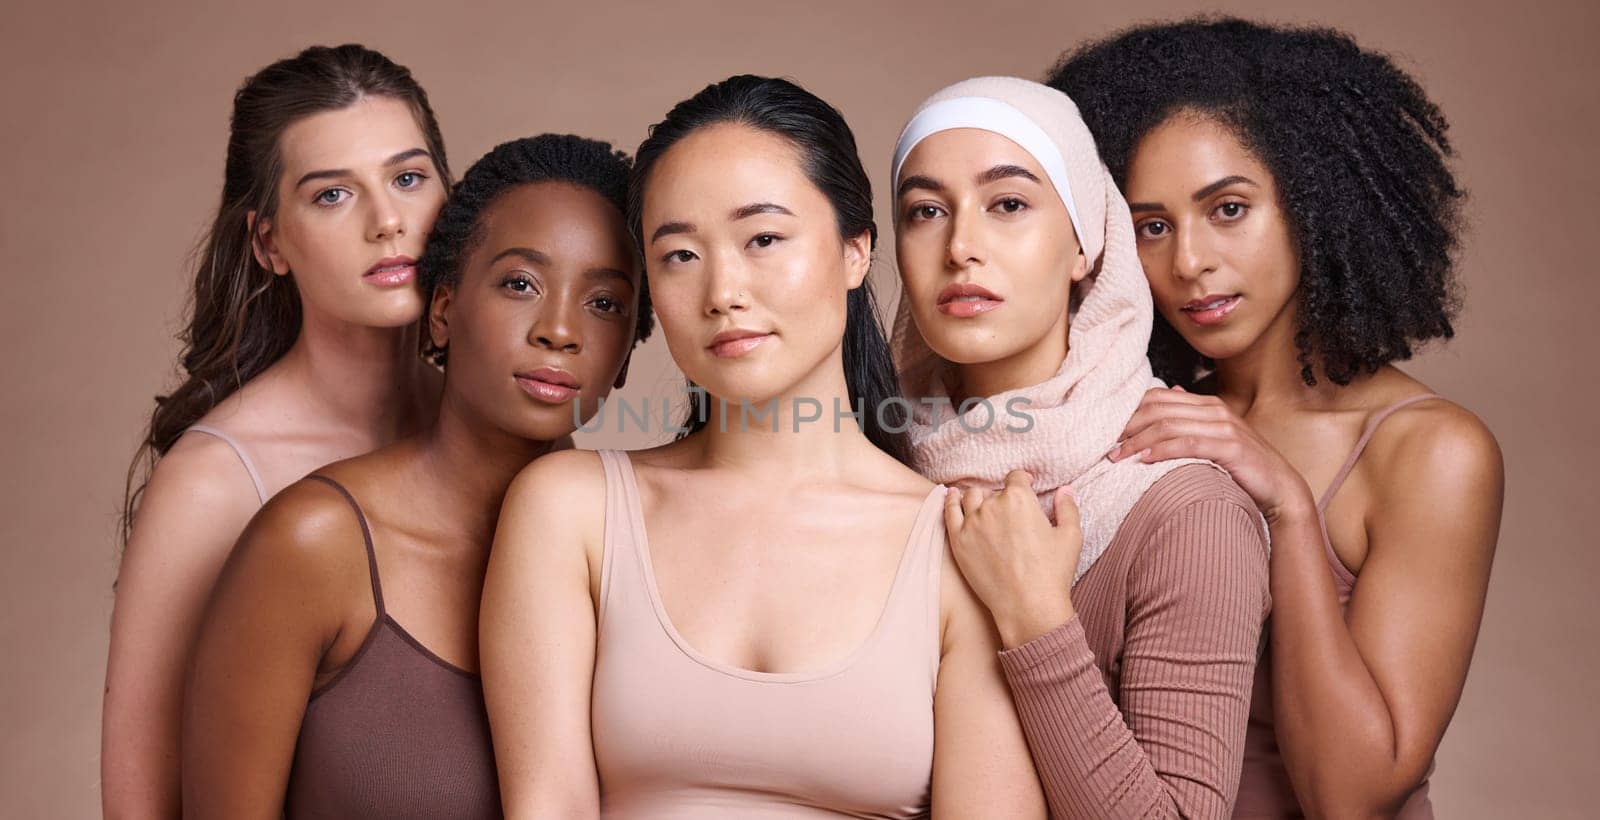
[998,465,1270,820]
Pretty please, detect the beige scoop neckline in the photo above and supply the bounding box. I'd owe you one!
[609,449,946,684]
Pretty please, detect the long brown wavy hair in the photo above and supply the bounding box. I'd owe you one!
[120,44,452,547]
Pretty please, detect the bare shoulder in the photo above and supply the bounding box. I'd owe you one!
[497,448,610,558]
[147,430,260,507]
[504,447,608,511]
[126,431,263,560]
[220,476,372,598]
[1367,396,1504,499]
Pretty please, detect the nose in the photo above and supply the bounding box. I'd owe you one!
[1171,222,1218,282]
[945,204,985,269]
[367,190,405,243]
[530,294,582,353]
[704,252,750,317]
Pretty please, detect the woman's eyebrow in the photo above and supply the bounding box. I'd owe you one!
[975,164,1041,186]
[1192,175,1257,201]
[294,147,431,189]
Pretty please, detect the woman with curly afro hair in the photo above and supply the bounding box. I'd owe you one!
[1050,17,1504,819]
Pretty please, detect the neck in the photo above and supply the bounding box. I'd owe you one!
[278,306,433,439]
[950,311,1070,404]
[694,345,880,482]
[1211,300,1333,412]
[416,388,555,543]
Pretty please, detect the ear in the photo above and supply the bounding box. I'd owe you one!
[842,229,872,289]
[612,349,633,390]
[1069,249,1089,284]
[247,210,290,275]
[428,281,453,354]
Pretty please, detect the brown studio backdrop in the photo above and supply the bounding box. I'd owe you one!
[2,0,1593,815]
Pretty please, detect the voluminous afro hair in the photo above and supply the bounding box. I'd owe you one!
[419,133,653,365]
[1047,17,1463,387]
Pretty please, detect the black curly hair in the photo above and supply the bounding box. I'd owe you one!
[1047,17,1463,387]
[418,133,654,365]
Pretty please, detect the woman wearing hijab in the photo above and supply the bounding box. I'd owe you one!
[890,76,1269,819]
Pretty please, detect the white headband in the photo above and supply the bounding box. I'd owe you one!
[891,96,1085,244]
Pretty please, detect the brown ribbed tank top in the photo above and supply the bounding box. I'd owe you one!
[1234,394,1441,819]
[283,475,502,820]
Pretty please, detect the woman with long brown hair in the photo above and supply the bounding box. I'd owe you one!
[103,44,451,818]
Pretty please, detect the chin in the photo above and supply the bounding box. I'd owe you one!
[358,300,428,329]
[925,333,1023,368]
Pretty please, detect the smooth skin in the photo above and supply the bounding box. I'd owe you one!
[1110,113,1503,819]
[480,123,1046,819]
[180,181,640,818]
[103,96,446,820]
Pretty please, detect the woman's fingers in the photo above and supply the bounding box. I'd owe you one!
[959,485,985,520]
[943,486,964,534]
[1114,418,1235,462]
[1120,396,1228,442]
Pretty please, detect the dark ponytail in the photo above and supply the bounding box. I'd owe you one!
[628,75,910,463]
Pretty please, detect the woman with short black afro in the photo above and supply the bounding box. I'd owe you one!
[421,133,654,362]
[182,132,647,817]
[1050,18,1503,819]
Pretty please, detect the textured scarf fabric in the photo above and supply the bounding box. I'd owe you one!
[890,76,1218,585]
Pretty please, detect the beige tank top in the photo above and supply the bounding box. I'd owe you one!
[589,449,944,819]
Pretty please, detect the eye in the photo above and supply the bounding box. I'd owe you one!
[591,295,625,314]
[395,171,427,189]
[749,233,782,249]
[994,197,1027,214]
[502,273,537,294]
[1136,219,1171,240]
[907,204,945,222]
[314,188,348,206]
[1215,201,1249,220]
[661,249,697,265]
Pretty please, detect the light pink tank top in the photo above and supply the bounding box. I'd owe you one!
[1235,394,1440,818]
[589,449,944,819]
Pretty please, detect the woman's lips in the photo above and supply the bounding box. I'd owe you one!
[363,256,418,287]
[1180,294,1242,327]
[515,368,580,404]
[708,330,772,358]
[937,283,1004,317]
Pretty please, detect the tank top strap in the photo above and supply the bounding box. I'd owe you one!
[304,474,386,619]
[1316,393,1443,512]
[596,449,643,615]
[907,486,949,685]
[185,423,268,504]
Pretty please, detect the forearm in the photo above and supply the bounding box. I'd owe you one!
[1000,616,1190,819]
[1267,508,1421,818]
[999,496,1266,819]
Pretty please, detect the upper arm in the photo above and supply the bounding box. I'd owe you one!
[103,436,261,818]
[932,544,1048,820]
[180,481,360,820]
[480,449,608,818]
[1122,482,1270,812]
[1345,407,1503,777]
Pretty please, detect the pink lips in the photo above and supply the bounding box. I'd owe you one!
[708,328,772,358]
[937,282,1004,317]
[1179,293,1242,327]
[515,367,580,404]
[364,255,418,287]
